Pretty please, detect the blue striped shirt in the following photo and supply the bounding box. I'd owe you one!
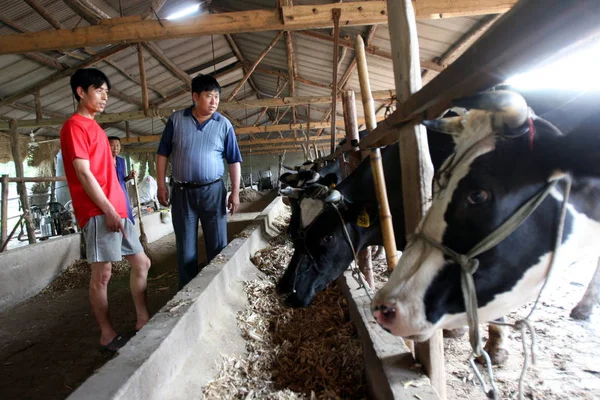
[157,108,242,182]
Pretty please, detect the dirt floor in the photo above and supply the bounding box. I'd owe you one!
[372,254,600,399]
[443,257,600,400]
[0,192,275,400]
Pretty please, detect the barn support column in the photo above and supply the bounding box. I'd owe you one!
[9,120,36,245]
[387,0,444,398]
[1,174,8,249]
[343,90,375,288]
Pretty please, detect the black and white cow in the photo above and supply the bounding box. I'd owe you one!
[372,90,600,342]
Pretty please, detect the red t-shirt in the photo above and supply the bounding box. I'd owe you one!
[60,113,128,228]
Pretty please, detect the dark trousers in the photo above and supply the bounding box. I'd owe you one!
[171,180,227,289]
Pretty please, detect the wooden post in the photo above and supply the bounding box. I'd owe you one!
[387,0,445,398]
[330,8,341,154]
[355,36,398,273]
[9,120,36,244]
[343,89,374,288]
[277,151,285,190]
[137,43,150,116]
[1,174,8,249]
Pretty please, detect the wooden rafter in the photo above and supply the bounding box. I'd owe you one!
[227,31,284,101]
[253,81,289,126]
[118,116,385,145]
[0,44,129,109]
[297,29,443,72]
[137,43,150,116]
[0,90,396,130]
[422,14,501,84]
[361,0,600,149]
[0,1,517,55]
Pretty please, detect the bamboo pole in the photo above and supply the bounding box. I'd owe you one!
[342,90,374,288]
[388,0,444,397]
[330,8,341,154]
[9,120,36,244]
[1,174,8,249]
[355,36,398,273]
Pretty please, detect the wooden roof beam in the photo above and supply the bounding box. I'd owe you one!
[227,31,283,101]
[0,44,130,109]
[0,90,396,130]
[361,0,600,149]
[422,14,501,84]
[0,2,389,55]
[297,30,443,72]
[118,115,385,144]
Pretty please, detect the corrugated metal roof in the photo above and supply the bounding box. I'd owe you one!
[0,0,502,152]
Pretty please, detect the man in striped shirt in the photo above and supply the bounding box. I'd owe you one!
[157,75,242,289]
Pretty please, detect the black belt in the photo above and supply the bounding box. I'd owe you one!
[171,177,222,188]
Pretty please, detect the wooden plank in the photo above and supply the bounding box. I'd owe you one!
[0,90,395,129]
[0,2,388,55]
[361,0,600,149]
[388,0,444,397]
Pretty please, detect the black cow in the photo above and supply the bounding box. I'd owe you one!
[372,91,600,343]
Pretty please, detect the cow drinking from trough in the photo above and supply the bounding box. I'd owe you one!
[372,91,600,343]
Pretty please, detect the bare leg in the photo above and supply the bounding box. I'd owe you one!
[570,257,600,320]
[125,252,151,331]
[90,262,117,345]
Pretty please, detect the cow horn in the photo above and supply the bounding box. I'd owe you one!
[452,90,528,129]
[324,189,342,204]
[421,116,465,135]
[280,187,304,199]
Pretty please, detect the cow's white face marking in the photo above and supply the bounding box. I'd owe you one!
[300,197,325,229]
[373,110,501,338]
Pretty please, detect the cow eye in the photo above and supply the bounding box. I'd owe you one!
[467,189,490,205]
[321,235,334,245]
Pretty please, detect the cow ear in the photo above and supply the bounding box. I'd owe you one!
[540,114,600,179]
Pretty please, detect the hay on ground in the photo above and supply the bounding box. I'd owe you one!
[239,188,262,203]
[203,207,366,399]
[42,259,131,294]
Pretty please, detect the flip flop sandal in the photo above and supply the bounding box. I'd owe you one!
[99,334,128,352]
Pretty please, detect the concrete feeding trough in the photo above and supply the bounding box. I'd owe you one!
[66,196,438,400]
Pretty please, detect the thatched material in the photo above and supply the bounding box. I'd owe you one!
[0,132,28,164]
[28,141,60,171]
[203,207,366,399]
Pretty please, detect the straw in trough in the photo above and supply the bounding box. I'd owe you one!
[203,207,366,399]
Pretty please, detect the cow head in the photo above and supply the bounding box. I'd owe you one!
[277,185,378,307]
[372,90,600,341]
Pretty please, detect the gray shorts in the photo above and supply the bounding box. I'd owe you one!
[82,215,144,263]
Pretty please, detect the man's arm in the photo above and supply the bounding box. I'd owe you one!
[72,158,125,235]
[227,162,241,215]
[156,154,170,207]
[156,116,174,207]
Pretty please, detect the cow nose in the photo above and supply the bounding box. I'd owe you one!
[373,303,397,324]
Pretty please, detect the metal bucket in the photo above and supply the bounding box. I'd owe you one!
[40,217,53,238]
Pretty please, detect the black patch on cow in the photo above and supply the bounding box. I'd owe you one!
[421,121,580,325]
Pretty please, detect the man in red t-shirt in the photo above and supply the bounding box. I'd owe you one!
[60,68,151,352]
